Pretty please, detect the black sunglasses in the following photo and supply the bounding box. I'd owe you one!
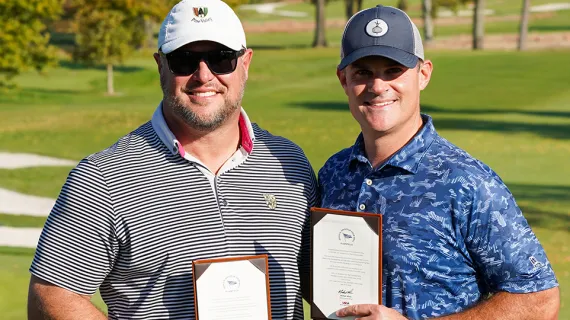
[161,48,246,76]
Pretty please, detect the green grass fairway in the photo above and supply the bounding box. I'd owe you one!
[1,47,568,318]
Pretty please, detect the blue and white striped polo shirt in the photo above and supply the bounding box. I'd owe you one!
[30,104,318,319]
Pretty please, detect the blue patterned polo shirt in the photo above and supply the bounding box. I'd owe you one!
[318,114,558,319]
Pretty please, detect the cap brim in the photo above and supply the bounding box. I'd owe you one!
[338,46,419,70]
[161,33,243,54]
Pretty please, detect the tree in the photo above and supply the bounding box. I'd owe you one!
[70,0,168,95]
[422,0,434,43]
[517,0,531,50]
[472,0,485,49]
[313,0,328,47]
[0,0,63,88]
[73,10,131,95]
[344,0,364,20]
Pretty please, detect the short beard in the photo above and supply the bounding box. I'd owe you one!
[160,71,246,132]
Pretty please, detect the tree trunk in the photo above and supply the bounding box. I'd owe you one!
[422,0,434,43]
[107,63,114,95]
[144,19,154,49]
[518,0,531,50]
[344,0,363,20]
[344,0,354,20]
[313,0,327,47]
[472,0,485,49]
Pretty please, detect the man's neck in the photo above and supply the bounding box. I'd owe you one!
[165,110,242,174]
[363,114,424,169]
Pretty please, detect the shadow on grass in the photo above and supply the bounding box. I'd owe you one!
[529,25,570,32]
[1,88,79,96]
[290,101,570,118]
[289,101,570,139]
[432,118,570,139]
[421,105,570,119]
[0,88,82,103]
[288,101,347,111]
[509,183,570,231]
[59,60,144,73]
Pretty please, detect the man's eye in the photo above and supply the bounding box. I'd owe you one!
[386,67,404,74]
[355,70,372,76]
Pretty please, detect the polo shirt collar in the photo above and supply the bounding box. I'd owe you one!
[349,114,437,174]
[151,102,255,157]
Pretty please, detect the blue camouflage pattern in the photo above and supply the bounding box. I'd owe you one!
[318,114,558,319]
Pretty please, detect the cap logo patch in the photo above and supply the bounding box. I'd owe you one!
[193,7,208,18]
[191,7,213,23]
[366,19,388,37]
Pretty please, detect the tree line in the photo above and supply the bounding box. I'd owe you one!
[0,0,533,94]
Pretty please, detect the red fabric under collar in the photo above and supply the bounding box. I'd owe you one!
[239,114,253,153]
[175,114,252,156]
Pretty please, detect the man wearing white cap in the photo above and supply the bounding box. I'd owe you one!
[318,4,559,320]
[27,1,317,319]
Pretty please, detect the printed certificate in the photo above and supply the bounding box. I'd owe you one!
[310,208,382,320]
[193,255,271,320]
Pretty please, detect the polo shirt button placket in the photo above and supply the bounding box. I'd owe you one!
[359,204,366,210]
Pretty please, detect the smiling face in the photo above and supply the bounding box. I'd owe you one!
[338,55,432,139]
[154,41,253,132]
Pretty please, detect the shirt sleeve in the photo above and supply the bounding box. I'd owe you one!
[29,159,118,295]
[462,177,558,294]
[299,164,319,291]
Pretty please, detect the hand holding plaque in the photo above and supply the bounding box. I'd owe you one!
[310,207,382,320]
[192,255,272,320]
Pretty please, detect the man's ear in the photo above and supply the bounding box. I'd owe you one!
[153,52,162,73]
[337,68,347,90]
[419,60,433,91]
[240,48,254,81]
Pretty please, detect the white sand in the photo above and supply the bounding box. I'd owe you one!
[0,152,69,247]
[0,188,55,217]
[0,226,42,248]
[241,2,309,17]
[531,3,570,12]
[0,152,75,169]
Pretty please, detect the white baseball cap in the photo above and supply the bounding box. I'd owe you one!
[158,0,247,54]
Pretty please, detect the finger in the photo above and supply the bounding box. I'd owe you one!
[356,315,380,320]
[336,304,377,317]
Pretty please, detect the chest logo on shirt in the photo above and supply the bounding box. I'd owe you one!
[263,194,277,210]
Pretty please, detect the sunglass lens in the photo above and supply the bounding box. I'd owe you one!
[167,52,200,76]
[207,51,238,74]
[166,50,243,75]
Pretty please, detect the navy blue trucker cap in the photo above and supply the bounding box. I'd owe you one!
[338,5,424,70]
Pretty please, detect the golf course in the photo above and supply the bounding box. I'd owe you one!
[1,0,569,318]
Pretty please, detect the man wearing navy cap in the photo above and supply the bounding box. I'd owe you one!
[318,5,559,319]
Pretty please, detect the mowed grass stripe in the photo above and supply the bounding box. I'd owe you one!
[0,214,47,229]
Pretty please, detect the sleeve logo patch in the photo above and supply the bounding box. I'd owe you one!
[529,256,544,269]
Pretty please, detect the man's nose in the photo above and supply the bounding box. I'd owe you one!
[192,60,215,84]
[368,77,390,95]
